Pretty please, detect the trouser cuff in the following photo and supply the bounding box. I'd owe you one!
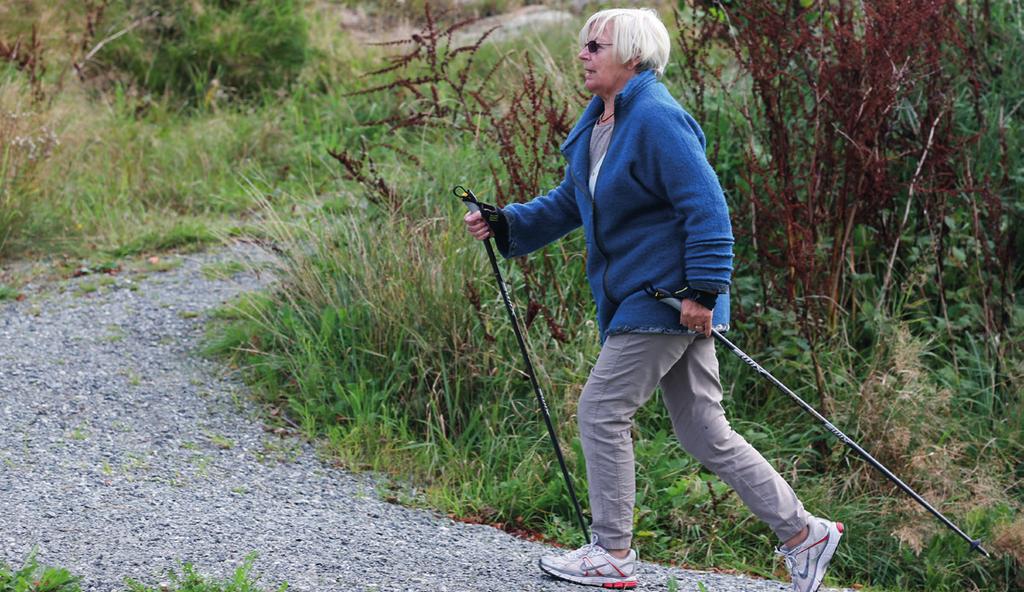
[594,528,632,551]
[775,513,812,543]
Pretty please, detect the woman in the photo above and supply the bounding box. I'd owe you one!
[464,8,842,591]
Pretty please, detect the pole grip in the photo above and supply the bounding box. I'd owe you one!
[454,185,482,214]
[660,296,683,312]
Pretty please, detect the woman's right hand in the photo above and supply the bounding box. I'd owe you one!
[464,210,493,241]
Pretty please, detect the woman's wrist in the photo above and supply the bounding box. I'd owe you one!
[682,288,717,311]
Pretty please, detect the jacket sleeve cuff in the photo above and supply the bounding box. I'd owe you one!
[478,204,510,255]
[682,288,718,311]
[686,280,729,294]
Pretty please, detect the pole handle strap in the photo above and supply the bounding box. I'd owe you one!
[645,284,683,311]
[453,185,480,213]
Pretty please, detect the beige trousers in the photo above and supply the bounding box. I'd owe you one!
[578,332,810,550]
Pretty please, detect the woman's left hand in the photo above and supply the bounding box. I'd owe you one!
[679,298,713,338]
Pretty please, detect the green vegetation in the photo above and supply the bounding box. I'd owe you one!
[205,431,235,450]
[3,1,1022,591]
[0,0,311,260]
[125,555,287,592]
[0,283,19,300]
[201,260,247,280]
[99,0,309,105]
[0,553,80,592]
[0,552,286,592]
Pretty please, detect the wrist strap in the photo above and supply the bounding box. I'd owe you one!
[677,286,717,311]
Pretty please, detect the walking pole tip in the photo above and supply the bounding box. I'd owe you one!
[970,539,991,558]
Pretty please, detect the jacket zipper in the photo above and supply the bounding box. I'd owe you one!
[571,158,620,307]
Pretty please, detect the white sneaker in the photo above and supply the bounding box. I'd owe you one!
[538,536,638,589]
[777,516,844,592]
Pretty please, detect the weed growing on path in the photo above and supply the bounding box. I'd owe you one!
[0,284,20,301]
[0,551,79,592]
[124,554,287,592]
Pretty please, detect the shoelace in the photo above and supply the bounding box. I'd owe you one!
[774,545,803,573]
[565,542,606,561]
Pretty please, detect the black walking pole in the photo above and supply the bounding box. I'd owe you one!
[647,286,990,558]
[455,185,590,542]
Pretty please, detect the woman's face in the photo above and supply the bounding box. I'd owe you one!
[578,24,636,102]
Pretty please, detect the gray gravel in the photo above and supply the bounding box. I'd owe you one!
[0,244,852,591]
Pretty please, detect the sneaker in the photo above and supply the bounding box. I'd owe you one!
[776,516,844,592]
[538,536,638,589]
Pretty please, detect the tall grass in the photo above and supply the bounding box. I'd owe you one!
[0,77,295,258]
[96,0,309,105]
[0,1,316,260]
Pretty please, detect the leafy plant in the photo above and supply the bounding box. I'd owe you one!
[0,552,81,592]
[0,283,20,301]
[124,553,287,592]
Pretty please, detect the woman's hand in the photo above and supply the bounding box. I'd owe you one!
[679,298,713,338]
[464,210,493,241]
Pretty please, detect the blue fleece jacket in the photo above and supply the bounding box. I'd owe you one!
[498,70,734,340]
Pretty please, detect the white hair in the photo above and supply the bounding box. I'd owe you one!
[578,8,671,77]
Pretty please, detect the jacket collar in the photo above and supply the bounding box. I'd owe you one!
[560,70,658,152]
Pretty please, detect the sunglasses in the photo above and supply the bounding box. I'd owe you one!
[584,40,613,54]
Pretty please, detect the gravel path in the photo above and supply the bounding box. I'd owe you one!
[0,244,852,592]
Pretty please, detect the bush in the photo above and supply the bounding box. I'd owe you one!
[99,0,309,105]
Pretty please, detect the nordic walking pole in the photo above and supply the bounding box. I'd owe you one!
[647,286,991,558]
[455,185,590,542]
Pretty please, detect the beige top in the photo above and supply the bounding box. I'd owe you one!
[588,119,614,195]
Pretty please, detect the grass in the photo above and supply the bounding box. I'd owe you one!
[125,554,287,592]
[0,284,20,300]
[201,261,247,280]
[0,551,287,592]
[1,79,254,259]
[205,432,236,450]
[68,426,88,441]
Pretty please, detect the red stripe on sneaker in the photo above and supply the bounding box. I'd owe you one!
[837,522,845,533]
[803,533,830,552]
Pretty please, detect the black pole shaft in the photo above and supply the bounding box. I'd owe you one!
[458,188,590,541]
[655,296,990,558]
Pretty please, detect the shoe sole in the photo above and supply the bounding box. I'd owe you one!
[538,559,638,589]
[809,521,844,592]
